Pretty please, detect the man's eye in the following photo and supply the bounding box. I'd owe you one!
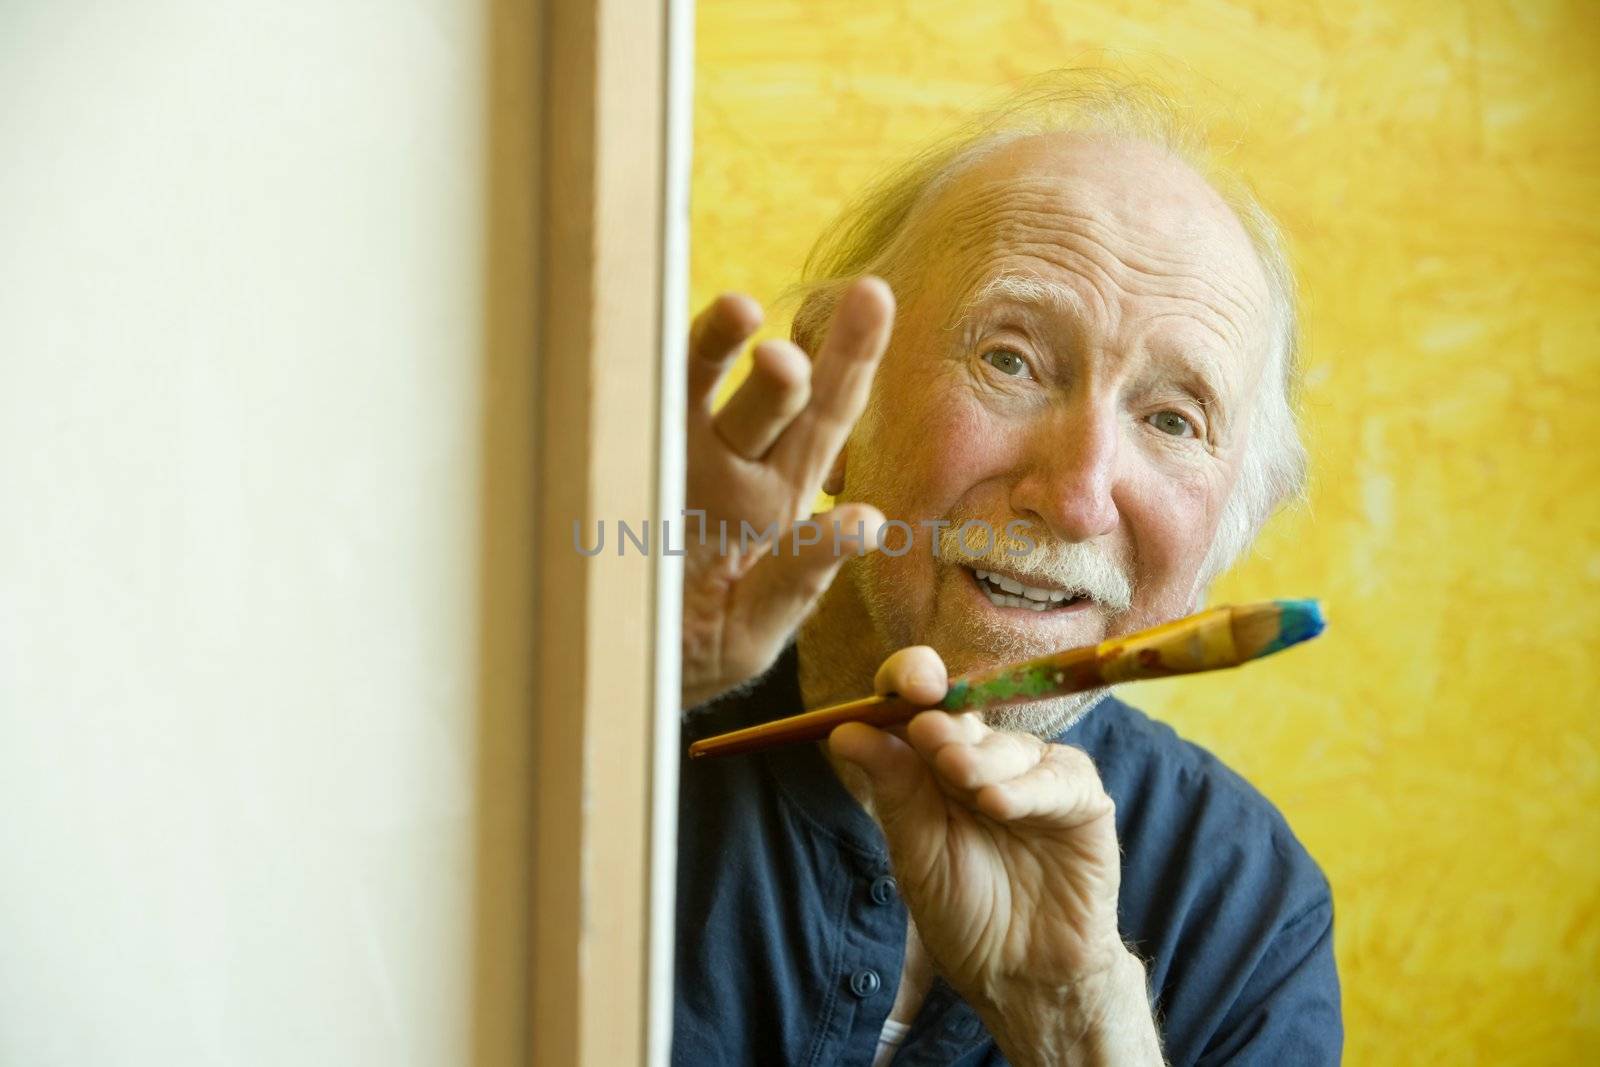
[982,349,1031,378]
[1148,410,1194,437]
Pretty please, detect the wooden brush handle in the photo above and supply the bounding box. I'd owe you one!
[687,691,925,759]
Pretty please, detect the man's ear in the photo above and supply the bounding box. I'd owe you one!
[823,447,848,496]
[789,288,831,358]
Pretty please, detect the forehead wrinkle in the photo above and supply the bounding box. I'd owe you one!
[951,273,1089,331]
[937,174,1250,274]
[979,198,1269,347]
[905,173,1270,350]
[1134,317,1232,395]
[1069,213,1269,333]
[1053,236,1257,358]
[926,170,1237,259]
[1100,229,1270,351]
[1123,284,1253,357]
[947,239,1254,362]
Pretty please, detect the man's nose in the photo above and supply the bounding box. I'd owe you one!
[1008,401,1121,544]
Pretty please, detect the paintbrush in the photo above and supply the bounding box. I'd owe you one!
[687,599,1325,759]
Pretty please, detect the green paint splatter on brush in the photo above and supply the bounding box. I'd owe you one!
[941,664,1057,712]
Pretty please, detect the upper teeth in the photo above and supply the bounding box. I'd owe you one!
[975,568,1076,608]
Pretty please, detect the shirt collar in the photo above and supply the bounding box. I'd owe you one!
[751,644,892,865]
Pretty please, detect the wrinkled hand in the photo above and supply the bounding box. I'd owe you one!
[681,278,895,709]
[828,646,1127,1007]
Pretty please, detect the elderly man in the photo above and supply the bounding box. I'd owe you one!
[674,76,1339,1066]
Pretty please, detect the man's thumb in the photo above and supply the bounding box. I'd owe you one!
[733,502,884,651]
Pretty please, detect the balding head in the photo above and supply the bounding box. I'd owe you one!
[891,131,1273,354]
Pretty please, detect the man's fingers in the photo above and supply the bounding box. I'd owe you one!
[710,339,811,460]
[900,715,1109,830]
[731,502,885,655]
[915,718,1048,793]
[973,746,1112,829]
[872,646,948,705]
[688,292,763,412]
[771,276,894,479]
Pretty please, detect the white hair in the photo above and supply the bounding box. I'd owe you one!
[788,67,1308,584]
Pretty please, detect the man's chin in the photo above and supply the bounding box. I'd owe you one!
[920,587,1117,737]
[983,687,1107,740]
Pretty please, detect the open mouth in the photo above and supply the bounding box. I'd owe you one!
[968,566,1093,613]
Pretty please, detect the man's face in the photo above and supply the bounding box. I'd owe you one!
[839,133,1275,695]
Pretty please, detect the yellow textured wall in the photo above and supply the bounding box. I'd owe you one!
[691,2,1600,1062]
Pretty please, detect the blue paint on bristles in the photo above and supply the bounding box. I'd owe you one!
[1262,598,1325,656]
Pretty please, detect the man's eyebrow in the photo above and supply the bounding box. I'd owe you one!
[950,276,1237,408]
[948,274,1088,331]
[1146,342,1232,415]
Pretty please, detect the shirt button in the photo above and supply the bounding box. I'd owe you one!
[849,968,881,998]
[869,875,897,905]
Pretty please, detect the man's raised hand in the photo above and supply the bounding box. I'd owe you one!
[681,277,895,709]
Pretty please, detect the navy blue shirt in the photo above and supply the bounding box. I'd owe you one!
[674,645,1342,1065]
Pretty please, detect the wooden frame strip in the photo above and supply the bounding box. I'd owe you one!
[532,0,670,1063]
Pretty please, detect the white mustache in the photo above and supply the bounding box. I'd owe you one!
[937,520,1135,614]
